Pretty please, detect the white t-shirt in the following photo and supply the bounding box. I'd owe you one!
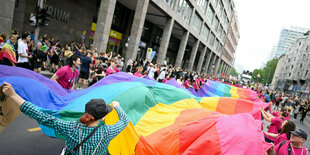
[158,71,166,80]
[17,40,28,63]
[148,67,156,79]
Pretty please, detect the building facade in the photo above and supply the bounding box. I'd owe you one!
[274,32,310,98]
[272,26,309,59]
[3,0,240,74]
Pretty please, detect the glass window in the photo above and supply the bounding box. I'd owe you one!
[177,0,193,23]
[213,16,219,31]
[209,32,215,46]
[206,5,214,23]
[191,13,203,32]
[197,0,208,13]
[164,0,174,7]
[214,39,219,49]
[201,25,210,40]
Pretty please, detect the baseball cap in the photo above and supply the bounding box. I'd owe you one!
[85,99,113,120]
[291,129,307,140]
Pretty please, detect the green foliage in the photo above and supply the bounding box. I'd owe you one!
[252,58,279,85]
[230,67,239,76]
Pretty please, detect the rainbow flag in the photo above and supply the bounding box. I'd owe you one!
[0,65,271,154]
[0,42,16,64]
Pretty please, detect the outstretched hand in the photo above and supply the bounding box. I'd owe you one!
[112,101,120,108]
[2,82,17,97]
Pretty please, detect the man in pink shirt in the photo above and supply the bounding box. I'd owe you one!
[183,78,193,89]
[269,129,308,155]
[51,55,80,89]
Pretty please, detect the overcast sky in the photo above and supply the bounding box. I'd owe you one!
[233,0,310,72]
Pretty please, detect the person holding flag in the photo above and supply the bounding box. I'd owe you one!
[0,35,17,66]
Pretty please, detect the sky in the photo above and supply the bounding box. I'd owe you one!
[233,0,310,72]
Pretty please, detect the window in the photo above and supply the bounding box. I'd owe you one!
[209,32,215,46]
[213,16,219,30]
[164,0,174,7]
[191,13,203,32]
[177,0,193,23]
[201,25,210,40]
[197,0,208,13]
[214,39,219,49]
[300,63,303,68]
[306,70,308,76]
[206,5,214,23]
[291,65,294,69]
[289,73,291,76]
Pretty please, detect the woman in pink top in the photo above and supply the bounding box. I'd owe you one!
[264,120,296,145]
[134,66,144,77]
[106,58,120,76]
[194,76,200,91]
[260,107,283,143]
[183,78,193,89]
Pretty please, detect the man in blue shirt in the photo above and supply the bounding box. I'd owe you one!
[78,52,92,89]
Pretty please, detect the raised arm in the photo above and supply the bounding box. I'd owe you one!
[106,101,129,140]
[2,82,75,138]
[264,131,279,138]
[260,108,272,122]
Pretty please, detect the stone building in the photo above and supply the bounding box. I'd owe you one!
[1,0,240,74]
[273,32,310,98]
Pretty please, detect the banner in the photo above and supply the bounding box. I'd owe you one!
[150,51,156,62]
[0,85,21,133]
[146,48,152,61]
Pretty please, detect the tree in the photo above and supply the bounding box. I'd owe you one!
[252,58,279,85]
[230,67,239,76]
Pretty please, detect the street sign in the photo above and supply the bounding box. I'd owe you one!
[0,85,21,133]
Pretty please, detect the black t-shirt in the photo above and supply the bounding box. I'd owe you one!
[34,49,45,61]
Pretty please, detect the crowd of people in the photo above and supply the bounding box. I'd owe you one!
[2,31,310,154]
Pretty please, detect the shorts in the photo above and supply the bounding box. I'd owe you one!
[51,55,59,64]
[79,70,89,79]
[33,61,43,68]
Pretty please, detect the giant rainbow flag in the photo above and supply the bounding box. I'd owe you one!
[0,65,271,154]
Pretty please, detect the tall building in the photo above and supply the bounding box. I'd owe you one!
[274,31,310,98]
[2,0,240,74]
[273,26,309,59]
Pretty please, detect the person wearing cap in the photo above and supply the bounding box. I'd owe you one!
[268,129,308,155]
[1,82,129,155]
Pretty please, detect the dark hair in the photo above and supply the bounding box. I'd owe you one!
[281,108,289,117]
[80,113,95,126]
[22,33,30,40]
[281,120,296,139]
[68,55,80,67]
[56,44,61,48]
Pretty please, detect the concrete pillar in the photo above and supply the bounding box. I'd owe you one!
[196,46,207,73]
[0,0,15,34]
[227,66,231,75]
[175,31,189,68]
[214,56,221,74]
[156,18,174,64]
[93,0,117,53]
[187,40,199,71]
[219,61,224,74]
[204,51,213,74]
[209,54,217,74]
[125,0,150,62]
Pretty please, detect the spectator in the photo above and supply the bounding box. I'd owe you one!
[0,35,17,66]
[106,58,120,76]
[78,52,93,89]
[17,33,32,69]
[51,55,81,89]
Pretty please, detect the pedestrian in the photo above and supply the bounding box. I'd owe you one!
[64,47,73,66]
[78,52,93,89]
[1,82,129,155]
[50,44,61,73]
[51,55,81,89]
[270,129,308,155]
[106,58,120,76]
[299,101,309,123]
[17,33,32,69]
[0,35,17,66]
[264,120,296,146]
[33,43,45,73]
[89,57,105,86]
[133,66,144,77]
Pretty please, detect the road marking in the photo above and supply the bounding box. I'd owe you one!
[28,127,41,132]
[305,122,310,128]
